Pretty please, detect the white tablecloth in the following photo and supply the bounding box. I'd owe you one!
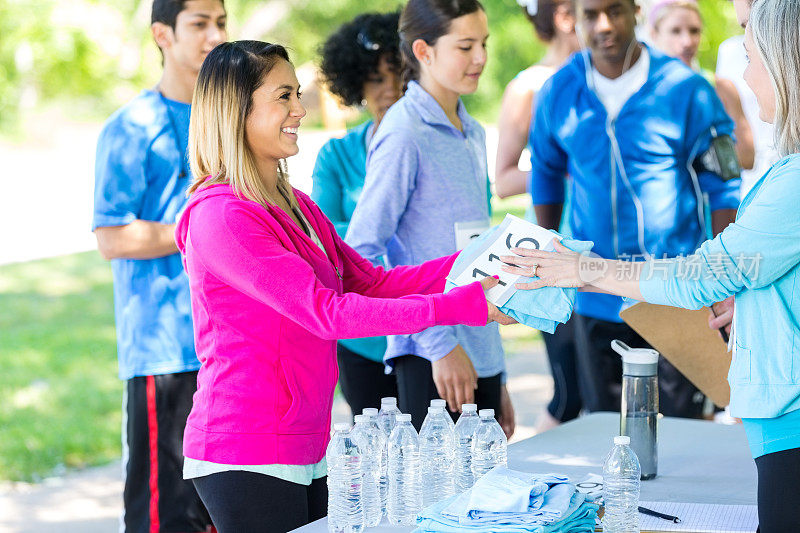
[293,412,756,532]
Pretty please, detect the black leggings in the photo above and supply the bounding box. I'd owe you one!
[192,471,327,533]
[541,318,582,422]
[393,354,502,431]
[755,447,800,533]
[336,343,398,417]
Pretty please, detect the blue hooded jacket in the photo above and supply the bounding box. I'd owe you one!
[529,45,741,322]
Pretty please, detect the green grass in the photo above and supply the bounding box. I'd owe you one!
[0,252,121,482]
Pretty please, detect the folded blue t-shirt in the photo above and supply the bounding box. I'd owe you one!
[445,227,593,332]
[415,491,598,533]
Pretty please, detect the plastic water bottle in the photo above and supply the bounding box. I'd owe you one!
[602,435,641,533]
[362,408,388,516]
[471,409,507,480]
[351,415,382,527]
[454,403,480,492]
[387,413,422,525]
[377,397,400,438]
[327,423,365,533]
[430,398,455,429]
[419,406,456,506]
[613,340,659,480]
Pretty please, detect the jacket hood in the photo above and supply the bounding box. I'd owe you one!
[175,183,238,254]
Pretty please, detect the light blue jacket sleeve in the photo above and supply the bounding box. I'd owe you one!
[311,139,349,239]
[640,158,800,308]
[345,128,459,361]
[684,77,741,212]
[529,78,567,205]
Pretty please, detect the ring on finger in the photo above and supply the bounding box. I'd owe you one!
[530,264,539,277]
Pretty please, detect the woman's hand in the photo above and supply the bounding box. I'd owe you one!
[431,344,477,413]
[709,296,734,337]
[497,384,516,439]
[500,239,591,290]
[479,276,518,325]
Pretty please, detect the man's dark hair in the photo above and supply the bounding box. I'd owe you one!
[319,12,402,107]
[152,0,224,29]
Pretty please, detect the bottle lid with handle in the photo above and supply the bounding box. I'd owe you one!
[611,339,659,376]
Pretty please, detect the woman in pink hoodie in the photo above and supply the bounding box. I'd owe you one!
[175,40,510,532]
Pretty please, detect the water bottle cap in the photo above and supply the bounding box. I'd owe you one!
[462,403,477,412]
[334,423,350,432]
[362,408,378,417]
[354,414,367,423]
[381,397,397,406]
[430,399,446,408]
[611,340,659,376]
[396,413,411,423]
[479,409,495,418]
[614,435,631,446]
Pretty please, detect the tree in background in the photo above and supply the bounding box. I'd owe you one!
[0,0,739,136]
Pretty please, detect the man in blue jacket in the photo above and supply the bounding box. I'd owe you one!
[529,0,740,417]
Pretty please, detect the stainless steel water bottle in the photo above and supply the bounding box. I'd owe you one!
[612,339,659,480]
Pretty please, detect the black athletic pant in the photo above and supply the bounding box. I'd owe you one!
[124,372,212,533]
[336,343,398,417]
[393,354,503,431]
[541,317,582,422]
[573,314,705,418]
[193,471,327,533]
[755,447,800,532]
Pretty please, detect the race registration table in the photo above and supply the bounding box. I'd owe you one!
[293,412,757,532]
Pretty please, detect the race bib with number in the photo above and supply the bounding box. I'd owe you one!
[447,214,558,307]
[454,219,491,251]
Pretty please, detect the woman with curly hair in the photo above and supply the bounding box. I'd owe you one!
[312,12,403,416]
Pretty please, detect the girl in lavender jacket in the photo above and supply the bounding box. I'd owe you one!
[346,0,515,435]
[174,41,511,532]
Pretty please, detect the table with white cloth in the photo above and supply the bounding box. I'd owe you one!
[292,412,757,532]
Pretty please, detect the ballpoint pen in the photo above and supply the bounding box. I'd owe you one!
[639,505,681,523]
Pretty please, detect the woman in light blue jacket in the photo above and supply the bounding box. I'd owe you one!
[506,0,800,529]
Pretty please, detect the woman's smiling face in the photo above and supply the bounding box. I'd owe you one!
[245,59,307,165]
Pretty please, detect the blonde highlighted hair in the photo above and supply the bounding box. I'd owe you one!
[750,0,800,157]
[188,40,297,208]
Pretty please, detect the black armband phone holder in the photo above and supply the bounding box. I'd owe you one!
[693,133,741,181]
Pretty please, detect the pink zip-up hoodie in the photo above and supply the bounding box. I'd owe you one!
[175,184,488,466]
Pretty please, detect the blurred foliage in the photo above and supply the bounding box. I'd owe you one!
[0,0,740,135]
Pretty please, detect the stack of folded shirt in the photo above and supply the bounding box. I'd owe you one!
[415,467,599,533]
[445,228,593,332]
